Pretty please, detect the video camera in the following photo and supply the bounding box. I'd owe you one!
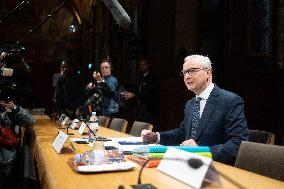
[0,44,26,66]
[0,45,22,101]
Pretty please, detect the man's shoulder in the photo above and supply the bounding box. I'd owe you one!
[145,71,158,80]
[213,85,243,102]
[185,97,195,107]
[106,75,118,82]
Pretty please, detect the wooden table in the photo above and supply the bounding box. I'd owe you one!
[32,116,284,189]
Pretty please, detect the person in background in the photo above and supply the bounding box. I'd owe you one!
[141,55,248,165]
[85,60,119,117]
[0,51,7,62]
[53,60,84,119]
[0,98,35,188]
[122,59,159,126]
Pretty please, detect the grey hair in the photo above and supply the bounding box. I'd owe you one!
[184,55,212,69]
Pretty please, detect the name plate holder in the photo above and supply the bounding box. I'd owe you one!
[61,116,70,127]
[70,119,80,130]
[78,122,87,135]
[59,114,66,122]
[157,147,221,189]
[52,131,76,154]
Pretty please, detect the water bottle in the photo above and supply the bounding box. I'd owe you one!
[89,112,99,140]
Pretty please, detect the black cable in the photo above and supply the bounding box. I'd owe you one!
[15,1,66,45]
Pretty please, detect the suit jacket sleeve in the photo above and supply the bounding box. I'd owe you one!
[159,100,192,145]
[210,95,248,164]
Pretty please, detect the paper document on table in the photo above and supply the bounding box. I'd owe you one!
[70,138,89,142]
[111,137,143,142]
[104,137,156,152]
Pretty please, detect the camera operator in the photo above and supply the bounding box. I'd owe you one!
[0,95,35,188]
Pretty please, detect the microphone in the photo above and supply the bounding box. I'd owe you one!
[65,122,74,135]
[79,118,98,140]
[101,0,131,28]
[187,158,204,169]
[136,157,245,189]
[117,185,125,189]
[57,119,74,135]
[16,1,66,44]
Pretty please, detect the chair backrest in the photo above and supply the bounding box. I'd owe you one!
[98,116,110,127]
[129,121,153,137]
[109,118,128,133]
[248,129,275,144]
[235,141,284,181]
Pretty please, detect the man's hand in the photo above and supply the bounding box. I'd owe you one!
[93,71,102,81]
[0,100,17,112]
[86,82,95,90]
[141,129,157,143]
[0,52,7,60]
[121,91,135,100]
[180,139,198,146]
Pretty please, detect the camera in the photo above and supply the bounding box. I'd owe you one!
[0,45,20,102]
[0,44,26,66]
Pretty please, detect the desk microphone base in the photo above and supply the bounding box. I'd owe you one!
[130,184,158,189]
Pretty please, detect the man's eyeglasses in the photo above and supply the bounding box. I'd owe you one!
[100,66,110,69]
[180,68,207,77]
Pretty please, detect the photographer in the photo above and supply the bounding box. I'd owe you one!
[0,93,35,188]
[84,60,119,117]
[0,47,35,108]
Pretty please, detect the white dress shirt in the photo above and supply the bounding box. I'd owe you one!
[197,83,214,118]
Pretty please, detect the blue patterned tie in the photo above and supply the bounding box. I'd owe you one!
[190,97,202,139]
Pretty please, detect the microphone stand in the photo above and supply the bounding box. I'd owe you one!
[0,0,31,24]
[65,123,74,135]
[15,1,67,45]
[80,119,98,141]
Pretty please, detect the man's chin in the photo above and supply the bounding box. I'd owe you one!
[186,85,194,91]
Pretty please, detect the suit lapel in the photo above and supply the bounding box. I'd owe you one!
[195,86,220,141]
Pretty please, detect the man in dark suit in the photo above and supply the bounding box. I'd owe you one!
[142,55,248,165]
[53,60,84,119]
[122,59,159,125]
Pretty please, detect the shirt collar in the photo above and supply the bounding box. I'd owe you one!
[197,83,214,100]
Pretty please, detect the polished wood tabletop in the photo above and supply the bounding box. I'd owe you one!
[32,115,284,189]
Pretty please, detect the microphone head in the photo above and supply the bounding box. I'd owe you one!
[187,158,204,169]
[101,0,131,28]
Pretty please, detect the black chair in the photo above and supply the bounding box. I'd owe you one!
[235,141,284,181]
[98,116,110,127]
[129,121,153,137]
[248,129,275,144]
[109,118,128,133]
